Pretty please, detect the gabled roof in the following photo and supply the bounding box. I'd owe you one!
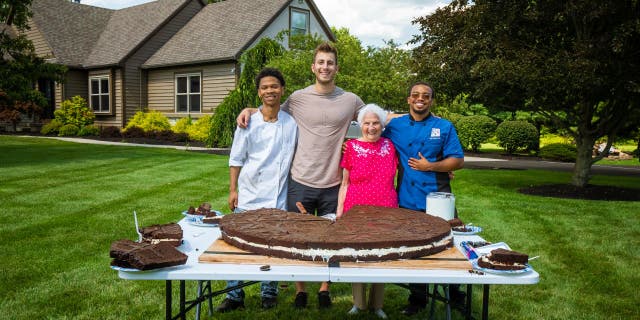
[27,0,333,70]
[29,0,198,68]
[30,0,112,67]
[142,0,292,68]
[83,0,193,68]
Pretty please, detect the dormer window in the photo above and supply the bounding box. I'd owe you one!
[290,8,309,36]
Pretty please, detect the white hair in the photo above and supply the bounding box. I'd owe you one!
[357,104,387,128]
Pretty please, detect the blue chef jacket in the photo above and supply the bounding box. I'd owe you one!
[382,114,464,212]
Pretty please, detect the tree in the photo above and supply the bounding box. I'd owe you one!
[207,38,283,147]
[269,28,414,111]
[411,0,640,187]
[1,0,66,130]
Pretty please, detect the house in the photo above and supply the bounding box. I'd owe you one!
[21,0,334,128]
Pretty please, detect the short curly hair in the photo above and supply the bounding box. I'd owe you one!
[357,104,388,129]
[255,67,285,89]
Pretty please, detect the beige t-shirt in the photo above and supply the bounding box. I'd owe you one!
[282,85,365,188]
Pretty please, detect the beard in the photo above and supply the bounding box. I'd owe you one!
[411,106,430,115]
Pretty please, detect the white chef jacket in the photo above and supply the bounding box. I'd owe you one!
[229,109,298,210]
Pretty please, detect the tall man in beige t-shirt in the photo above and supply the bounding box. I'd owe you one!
[237,42,364,309]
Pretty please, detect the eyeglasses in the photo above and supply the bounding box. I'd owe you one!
[410,92,432,100]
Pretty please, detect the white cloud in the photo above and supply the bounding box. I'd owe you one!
[314,0,450,48]
[80,0,451,48]
[81,0,152,8]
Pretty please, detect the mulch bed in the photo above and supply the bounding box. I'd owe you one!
[518,184,640,201]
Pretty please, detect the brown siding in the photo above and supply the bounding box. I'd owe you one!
[147,63,237,119]
[122,0,204,125]
[23,19,54,59]
[63,69,88,101]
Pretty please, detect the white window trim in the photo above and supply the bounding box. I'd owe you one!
[290,8,310,36]
[88,75,111,114]
[175,72,202,113]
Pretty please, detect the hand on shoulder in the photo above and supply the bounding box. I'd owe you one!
[236,107,258,128]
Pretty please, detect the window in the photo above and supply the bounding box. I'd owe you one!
[175,73,201,113]
[290,8,309,36]
[89,76,110,113]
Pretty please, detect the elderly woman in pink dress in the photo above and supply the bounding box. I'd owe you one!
[336,103,398,319]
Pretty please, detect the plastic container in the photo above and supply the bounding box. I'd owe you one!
[426,192,455,220]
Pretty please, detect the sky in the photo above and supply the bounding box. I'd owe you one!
[81,0,452,49]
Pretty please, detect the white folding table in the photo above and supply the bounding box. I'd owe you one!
[117,219,539,320]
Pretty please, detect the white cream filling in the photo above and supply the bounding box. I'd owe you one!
[148,238,179,245]
[225,233,453,262]
[479,255,525,267]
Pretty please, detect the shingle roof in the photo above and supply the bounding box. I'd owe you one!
[142,0,291,68]
[29,0,192,68]
[83,0,191,67]
[30,0,112,67]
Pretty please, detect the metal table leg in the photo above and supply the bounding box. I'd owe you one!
[482,284,490,320]
[465,284,473,320]
[165,281,172,320]
[179,280,186,320]
[165,280,260,320]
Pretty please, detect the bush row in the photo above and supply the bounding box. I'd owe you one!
[41,97,210,143]
[453,115,539,154]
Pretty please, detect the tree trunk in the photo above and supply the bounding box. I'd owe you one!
[572,135,596,187]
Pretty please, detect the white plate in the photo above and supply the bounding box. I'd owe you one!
[186,220,218,227]
[471,259,532,275]
[182,210,222,222]
[474,242,511,256]
[110,265,182,273]
[452,225,482,235]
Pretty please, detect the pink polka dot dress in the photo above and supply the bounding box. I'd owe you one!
[340,137,398,213]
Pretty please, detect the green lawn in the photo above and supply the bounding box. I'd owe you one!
[1,136,639,320]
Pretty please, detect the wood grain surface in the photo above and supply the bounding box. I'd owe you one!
[199,239,471,270]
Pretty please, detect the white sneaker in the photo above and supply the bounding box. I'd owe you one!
[374,308,388,319]
[347,306,360,315]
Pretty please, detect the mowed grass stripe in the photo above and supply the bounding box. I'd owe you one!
[2,136,639,320]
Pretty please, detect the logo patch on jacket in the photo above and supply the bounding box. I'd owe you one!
[430,128,441,138]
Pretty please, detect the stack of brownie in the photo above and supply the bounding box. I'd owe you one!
[110,223,187,270]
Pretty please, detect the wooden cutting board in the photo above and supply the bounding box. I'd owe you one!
[199,239,471,270]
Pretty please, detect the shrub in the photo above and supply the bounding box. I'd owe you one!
[539,143,577,162]
[58,124,79,136]
[152,129,188,142]
[187,115,212,142]
[445,112,463,126]
[77,125,100,137]
[100,126,122,138]
[54,96,95,128]
[121,126,145,138]
[456,115,496,152]
[40,119,63,135]
[540,133,572,146]
[125,110,170,132]
[495,120,539,154]
[172,117,192,134]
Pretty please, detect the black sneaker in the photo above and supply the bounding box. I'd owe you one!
[215,298,244,313]
[318,290,331,309]
[294,292,308,309]
[261,296,277,309]
[401,303,425,316]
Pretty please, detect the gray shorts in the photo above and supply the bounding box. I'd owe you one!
[287,178,339,216]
